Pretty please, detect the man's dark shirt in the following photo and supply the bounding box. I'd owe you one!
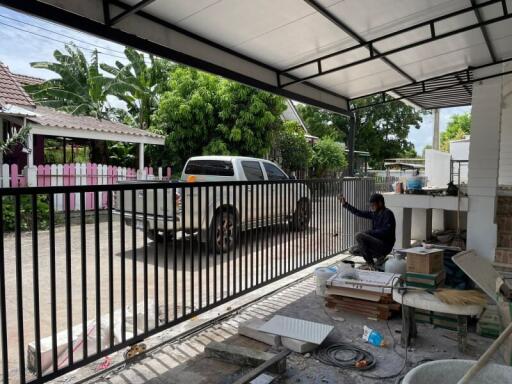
[343,203,396,253]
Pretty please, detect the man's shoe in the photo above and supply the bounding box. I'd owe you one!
[358,263,376,271]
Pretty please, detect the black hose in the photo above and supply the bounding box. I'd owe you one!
[315,343,376,370]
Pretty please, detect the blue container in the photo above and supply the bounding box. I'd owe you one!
[406,176,424,190]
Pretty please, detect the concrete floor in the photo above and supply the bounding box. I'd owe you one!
[83,273,498,384]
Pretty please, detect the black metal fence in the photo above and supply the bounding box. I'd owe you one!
[0,177,374,383]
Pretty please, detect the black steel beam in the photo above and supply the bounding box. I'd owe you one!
[471,0,497,63]
[302,0,415,83]
[280,0,509,88]
[103,0,352,114]
[349,58,512,110]
[108,0,157,26]
[0,0,352,117]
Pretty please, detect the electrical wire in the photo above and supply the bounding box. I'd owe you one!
[315,343,376,370]
[0,13,127,56]
[0,19,127,60]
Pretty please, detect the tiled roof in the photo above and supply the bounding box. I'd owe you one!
[11,72,44,86]
[0,63,35,107]
[29,106,164,142]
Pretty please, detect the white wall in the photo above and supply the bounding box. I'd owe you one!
[466,66,508,261]
[424,149,451,187]
[450,140,470,183]
[499,72,512,186]
[450,140,470,160]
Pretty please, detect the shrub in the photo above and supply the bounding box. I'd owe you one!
[2,195,51,231]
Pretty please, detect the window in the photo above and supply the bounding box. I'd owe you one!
[263,162,288,180]
[185,160,234,176]
[242,161,264,181]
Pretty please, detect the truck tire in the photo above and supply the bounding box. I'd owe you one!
[210,210,237,253]
[291,198,311,231]
[147,230,171,243]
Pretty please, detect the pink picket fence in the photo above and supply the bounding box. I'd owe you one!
[1,162,172,212]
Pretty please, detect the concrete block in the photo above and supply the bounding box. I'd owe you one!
[280,337,317,353]
[204,341,286,374]
[250,373,276,384]
[238,318,280,346]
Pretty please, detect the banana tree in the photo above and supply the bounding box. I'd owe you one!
[25,44,112,119]
[100,47,173,129]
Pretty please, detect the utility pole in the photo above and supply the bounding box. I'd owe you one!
[347,114,356,176]
[433,109,440,150]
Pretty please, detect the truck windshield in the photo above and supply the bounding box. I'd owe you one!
[184,160,234,176]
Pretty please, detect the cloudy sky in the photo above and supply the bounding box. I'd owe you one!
[0,6,470,154]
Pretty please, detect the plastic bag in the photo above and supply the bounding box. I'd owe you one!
[337,262,359,280]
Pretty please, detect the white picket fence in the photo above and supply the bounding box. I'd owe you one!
[0,162,172,211]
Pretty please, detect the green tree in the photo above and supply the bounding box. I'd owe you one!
[100,47,174,129]
[274,121,312,173]
[296,104,346,141]
[25,44,112,119]
[151,67,286,170]
[311,137,347,177]
[297,96,424,168]
[440,112,471,152]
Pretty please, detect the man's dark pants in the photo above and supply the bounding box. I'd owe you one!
[353,232,389,266]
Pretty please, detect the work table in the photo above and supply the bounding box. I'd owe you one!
[383,192,469,248]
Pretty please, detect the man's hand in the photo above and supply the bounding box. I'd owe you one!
[337,194,347,206]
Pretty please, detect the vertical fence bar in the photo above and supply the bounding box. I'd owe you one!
[249,183,254,288]
[172,187,178,318]
[204,186,209,307]
[279,182,283,276]
[238,183,243,293]
[265,182,269,281]
[212,185,217,302]
[65,192,73,365]
[143,189,148,331]
[31,194,42,378]
[107,190,114,347]
[131,189,138,336]
[163,187,169,320]
[232,184,236,295]
[120,189,126,343]
[198,185,202,309]
[256,183,263,285]
[80,192,88,358]
[189,185,194,311]
[245,184,249,290]
[226,185,230,297]
[49,193,58,372]
[0,197,8,383]
[153,188,159,327]
[94,190,101,354]
[220,185,224,300]
[14,195,25,383]
[181,186,186,315]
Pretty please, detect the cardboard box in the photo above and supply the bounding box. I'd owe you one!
[406,247,443,274]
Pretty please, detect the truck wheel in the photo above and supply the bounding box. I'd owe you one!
[210,210,237,253]
[147,230,171,243]
[292,199,311,231]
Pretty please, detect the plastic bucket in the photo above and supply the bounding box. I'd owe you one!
[402,360,512,384]
[315,267,337,296]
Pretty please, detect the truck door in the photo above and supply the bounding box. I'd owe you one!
[240,160,265,226]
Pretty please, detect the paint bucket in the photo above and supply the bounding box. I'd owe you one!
[315,267,337,296]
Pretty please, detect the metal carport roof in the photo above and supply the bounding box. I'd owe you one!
[1,0,512,114]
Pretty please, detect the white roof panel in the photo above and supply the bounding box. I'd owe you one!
[3,0,512,112]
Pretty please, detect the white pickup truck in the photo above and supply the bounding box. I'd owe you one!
[116,156,311,251]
